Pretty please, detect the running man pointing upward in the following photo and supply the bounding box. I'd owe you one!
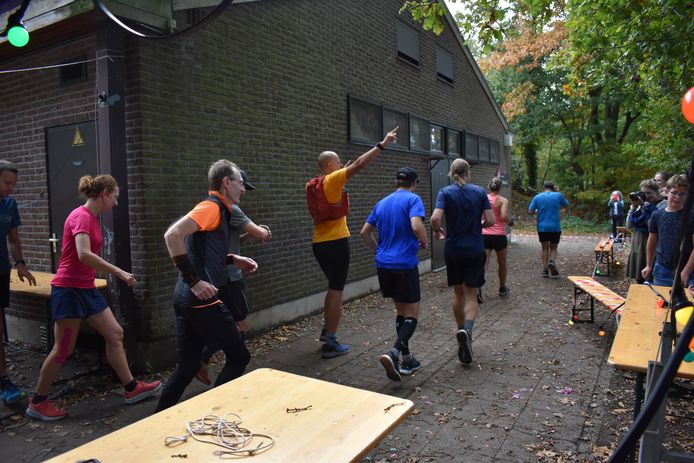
[306,127,398,359]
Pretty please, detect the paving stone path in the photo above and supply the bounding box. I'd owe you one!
[0,233,639,462]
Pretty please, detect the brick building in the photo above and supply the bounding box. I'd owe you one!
[0,0,512,368]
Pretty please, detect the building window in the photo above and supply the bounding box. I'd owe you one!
[465,132,478,160]
[349,96,381,143]
[447,129,461,156]
[396,21,420,66]
[479,136,490,162]
[430,125,444,153]
[410,116,430,152]
[490,139,500,163]
[383,108,409,150]
[436,47,454,83]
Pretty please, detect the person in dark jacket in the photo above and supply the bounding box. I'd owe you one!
[626,180,660,283]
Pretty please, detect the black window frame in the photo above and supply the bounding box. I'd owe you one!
[490,139,500,163]
[348,95,382,144]
[436,47,454,84]
[396,21,420,67]
[446,129,461,157]
[479,136,490,162]
[409,115,431,153]
[382,107,409,150]
[430,124,445,154]
[464,132,479,161]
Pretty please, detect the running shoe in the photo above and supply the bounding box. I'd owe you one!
[123,380,162,404]
[379,348,401,381]
[399,356,422,375]
[542,268,550,278]
[195,364,212,386]
[26,400,66,421]
[498,286,511,297]
[0,379,25,405]
[456,329,473,364]
[548,260,559,278]
[477,289,485,304]
[320,342,350,359]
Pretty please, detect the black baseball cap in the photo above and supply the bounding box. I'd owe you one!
[396,167,418,182]
[239,169,256,190]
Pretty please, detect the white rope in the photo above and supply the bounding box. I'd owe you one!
[0,55,114,75]
[165,413,275,457]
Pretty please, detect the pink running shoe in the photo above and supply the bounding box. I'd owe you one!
[123,380,162,404]
[26,399,67,421]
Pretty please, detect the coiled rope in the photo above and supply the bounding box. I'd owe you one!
[165,413,275,457]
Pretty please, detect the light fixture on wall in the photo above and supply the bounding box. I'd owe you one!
[0,0,32,48]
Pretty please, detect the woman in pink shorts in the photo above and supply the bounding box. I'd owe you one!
[26,175,160,421]
[480,177,513,301]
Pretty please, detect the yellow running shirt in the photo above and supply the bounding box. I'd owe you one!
[310,168,350,243]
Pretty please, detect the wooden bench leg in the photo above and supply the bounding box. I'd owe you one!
[571,287,595,323]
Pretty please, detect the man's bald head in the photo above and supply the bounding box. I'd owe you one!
[318,151,340,173]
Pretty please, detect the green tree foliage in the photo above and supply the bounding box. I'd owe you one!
[403,0,693,217]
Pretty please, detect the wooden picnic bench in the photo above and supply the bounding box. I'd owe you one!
[568,276,625,324]
[10,271,107,352]
[45,368,414,463]
[608,284,694,462]
[594,237,615,276]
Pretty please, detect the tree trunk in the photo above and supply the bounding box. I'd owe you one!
[523,142,538,190]
[605,101,620,142]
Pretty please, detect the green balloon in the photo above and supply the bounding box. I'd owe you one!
[8,25,29,47]
[685,351,694,363]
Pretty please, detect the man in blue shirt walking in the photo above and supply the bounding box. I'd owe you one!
[0,160,36,405]
[528,181,569,278]
[361,167,427,381]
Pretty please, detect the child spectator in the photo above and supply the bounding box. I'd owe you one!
[642,175,693,287]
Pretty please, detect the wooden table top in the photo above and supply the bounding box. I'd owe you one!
[607,284,694,379]
[44,368,414,463]
[10,270,106,297]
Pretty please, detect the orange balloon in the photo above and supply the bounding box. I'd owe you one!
[683,87,694,124]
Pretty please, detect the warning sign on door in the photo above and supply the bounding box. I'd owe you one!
[72,127,85,146]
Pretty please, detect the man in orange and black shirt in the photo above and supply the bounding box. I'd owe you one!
[309,127,398,358]
[156,159,258,411]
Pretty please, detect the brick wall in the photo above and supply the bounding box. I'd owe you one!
[0,0,510,361]
[130,0,509,345]
[0,33,99,322]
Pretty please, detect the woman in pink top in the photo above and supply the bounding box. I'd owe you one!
[481,177,513,300]
[26,175,160,421]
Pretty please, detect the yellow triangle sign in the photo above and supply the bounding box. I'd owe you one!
[72,127,85,147]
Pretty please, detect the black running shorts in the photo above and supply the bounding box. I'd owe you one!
[537,231,561,244]
[377,267,421,303]
[483,234,508,251]
[312,237,350,291]
[445,251,486,288]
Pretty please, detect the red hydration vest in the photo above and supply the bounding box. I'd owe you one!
[306,175,350,224]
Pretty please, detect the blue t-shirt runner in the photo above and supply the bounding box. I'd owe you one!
[435,182,491,256]
[528,191,569,232]
[366,190,425,269]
